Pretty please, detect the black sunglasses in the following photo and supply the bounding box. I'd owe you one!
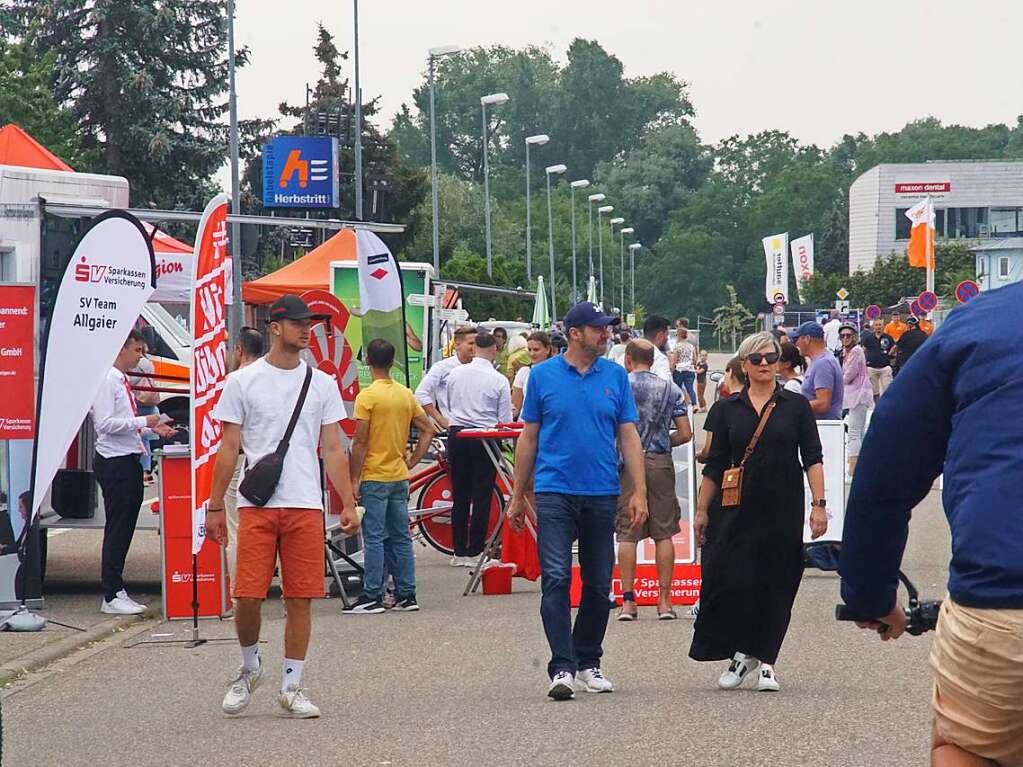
[839,332,855,339]
[747,352,780,365]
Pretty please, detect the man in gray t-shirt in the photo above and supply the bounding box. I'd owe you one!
[616,339,693,620]
[789,321,844,420]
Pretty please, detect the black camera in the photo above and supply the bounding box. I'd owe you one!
[835,571,942,636]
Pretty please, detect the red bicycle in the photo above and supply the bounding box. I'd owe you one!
[408,437,505,556]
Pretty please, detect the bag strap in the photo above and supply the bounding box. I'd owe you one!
[275,365,314,455]
[738,394,777,468]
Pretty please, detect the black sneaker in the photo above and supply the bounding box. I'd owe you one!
[392,596,419,612]
[341,594,386,614]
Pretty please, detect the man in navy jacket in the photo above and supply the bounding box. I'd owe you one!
[840,283,1023,767]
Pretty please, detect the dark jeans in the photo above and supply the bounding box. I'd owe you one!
[535,492,617,678]
[93,453,144,601]
[448,428,496,557]
[673,370,697,407]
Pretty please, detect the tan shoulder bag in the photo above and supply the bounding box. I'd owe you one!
[719,397,777,508]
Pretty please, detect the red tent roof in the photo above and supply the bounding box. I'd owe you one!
[142,222,193,255]
[242,229,356,305]
[0,124,74,171]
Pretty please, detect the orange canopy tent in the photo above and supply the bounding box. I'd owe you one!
[242,228,356,304]
[0,123,74,172]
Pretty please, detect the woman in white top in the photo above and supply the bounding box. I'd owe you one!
[511,331,554,419]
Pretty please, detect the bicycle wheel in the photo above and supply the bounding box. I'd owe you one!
[417,473,504,556]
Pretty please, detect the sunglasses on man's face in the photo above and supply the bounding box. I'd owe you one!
[840,332,855,339]
[747,352,780,366]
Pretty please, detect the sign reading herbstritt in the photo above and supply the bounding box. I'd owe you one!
[28,212,155,522]
[261,136,340,209]
[0,285,35,439]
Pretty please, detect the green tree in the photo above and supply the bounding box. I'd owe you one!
[12,0,270,209]
[713,284,754,351]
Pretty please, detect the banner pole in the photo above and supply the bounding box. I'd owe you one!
[185,553,206,648]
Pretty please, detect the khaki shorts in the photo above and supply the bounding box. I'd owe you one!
[930,599,1023,766]
[234,508,325,600]
[616,452,680,543]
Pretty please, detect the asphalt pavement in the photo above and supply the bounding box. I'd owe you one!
[2,485,951,767]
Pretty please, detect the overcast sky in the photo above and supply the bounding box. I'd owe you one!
[232,0,1022,151]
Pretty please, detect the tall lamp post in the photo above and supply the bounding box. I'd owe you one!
[619,226,634,315]
[227,0,242,338]
[629,242,641,313]
[609,217,625,309]
[597,205,614,307]
[427,45,462,276]
[587,193,605,285]
[353,0,364,219]
[569,180,590,303]
[545,163,567,320]
[524,134,550,282]
[480,92,509,278]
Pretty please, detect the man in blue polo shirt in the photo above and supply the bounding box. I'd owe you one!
[508,302,648,701]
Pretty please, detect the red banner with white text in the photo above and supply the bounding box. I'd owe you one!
[0,285,35,439]
[190,195,230,554]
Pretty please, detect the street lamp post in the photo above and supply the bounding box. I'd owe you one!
[227,0,242,338]
[629,243,641,312]
[597,205,614,307]
[524,134,550,283]
[353,0,363,219]
[619,226,634,315]
[587,193,605,282]
[569,180,590,304]
[545,163,567,320]
[427,45,462,276]
[610,217,625,309]
[480,92,510,278]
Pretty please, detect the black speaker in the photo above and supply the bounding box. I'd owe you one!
[51,469,97,520]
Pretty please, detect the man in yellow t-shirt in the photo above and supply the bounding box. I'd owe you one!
[346,339,435,614]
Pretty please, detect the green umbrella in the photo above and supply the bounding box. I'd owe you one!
[532,275,550,328]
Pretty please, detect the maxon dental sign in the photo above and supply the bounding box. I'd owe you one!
[262,136,340,209]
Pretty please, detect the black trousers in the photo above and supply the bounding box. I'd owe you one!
[93,453,144,601]
[448,428,497,557]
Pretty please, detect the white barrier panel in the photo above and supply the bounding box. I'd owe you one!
[803,419,845,544]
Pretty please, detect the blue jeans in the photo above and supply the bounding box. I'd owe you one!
[673,371,697,407]
[535,493,617,678]
[360,480,415,600]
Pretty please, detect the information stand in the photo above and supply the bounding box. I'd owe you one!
[456,425,537,597]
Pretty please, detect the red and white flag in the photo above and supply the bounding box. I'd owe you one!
[190,195,230,554]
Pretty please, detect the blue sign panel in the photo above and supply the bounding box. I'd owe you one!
[262,136,339,209]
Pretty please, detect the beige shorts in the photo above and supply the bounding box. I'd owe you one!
[930,599,1023,766]
[616,452,680,543]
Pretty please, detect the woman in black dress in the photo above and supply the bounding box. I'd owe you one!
[689,332,828,692]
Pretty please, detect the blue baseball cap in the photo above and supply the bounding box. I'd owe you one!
[563,302,620,329]
[787,321,825,341]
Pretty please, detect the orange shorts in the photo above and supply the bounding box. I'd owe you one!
[234,508,325,600]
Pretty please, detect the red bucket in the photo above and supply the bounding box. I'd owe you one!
[481,563,515,595]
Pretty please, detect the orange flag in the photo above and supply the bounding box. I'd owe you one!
[906,197,935,269]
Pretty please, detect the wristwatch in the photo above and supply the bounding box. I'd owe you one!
[811,499,827,508]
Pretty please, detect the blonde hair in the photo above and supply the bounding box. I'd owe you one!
[736,332,781,361]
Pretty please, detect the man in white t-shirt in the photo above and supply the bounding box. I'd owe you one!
[823,311,843,353]
[207,295,360,720]
[643,315,673,382]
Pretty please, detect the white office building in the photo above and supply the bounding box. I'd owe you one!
[848,160,1023,273]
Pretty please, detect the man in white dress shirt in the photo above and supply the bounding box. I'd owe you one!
[90,329,176,615]
[643,315,673,382]
[444,331,512,565]
[414,325,477,430]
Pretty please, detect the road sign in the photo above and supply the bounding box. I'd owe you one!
[836,300,851,313]
[772,292,786,304]
[864,304,882,321]
[910,300,925,317]
[437,308,469,322]
[836,287,849,301]
[407,293,436,307]
[955,280,980,304]
[626,313,636,326]
[772,302,785,315]
[917,290,938,312]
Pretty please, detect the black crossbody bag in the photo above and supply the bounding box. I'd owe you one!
[238,366,313,507]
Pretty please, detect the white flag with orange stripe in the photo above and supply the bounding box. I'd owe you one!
[906,197,935,269]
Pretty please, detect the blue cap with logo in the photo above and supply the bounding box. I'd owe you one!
[563,302,620,329]
[787,320,825,341]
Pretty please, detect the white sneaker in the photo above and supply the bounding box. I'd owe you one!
[547,671,575,701]
[450,556,475,567]
[718,653,761,690]
[222,664,263,715]
[685,600,700,619]
[576,667,615,693]
[116,590,147,612]
[101,596,145,615]
[757,665,781,692]
[276,687,321,718]
[449,556,463,567]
